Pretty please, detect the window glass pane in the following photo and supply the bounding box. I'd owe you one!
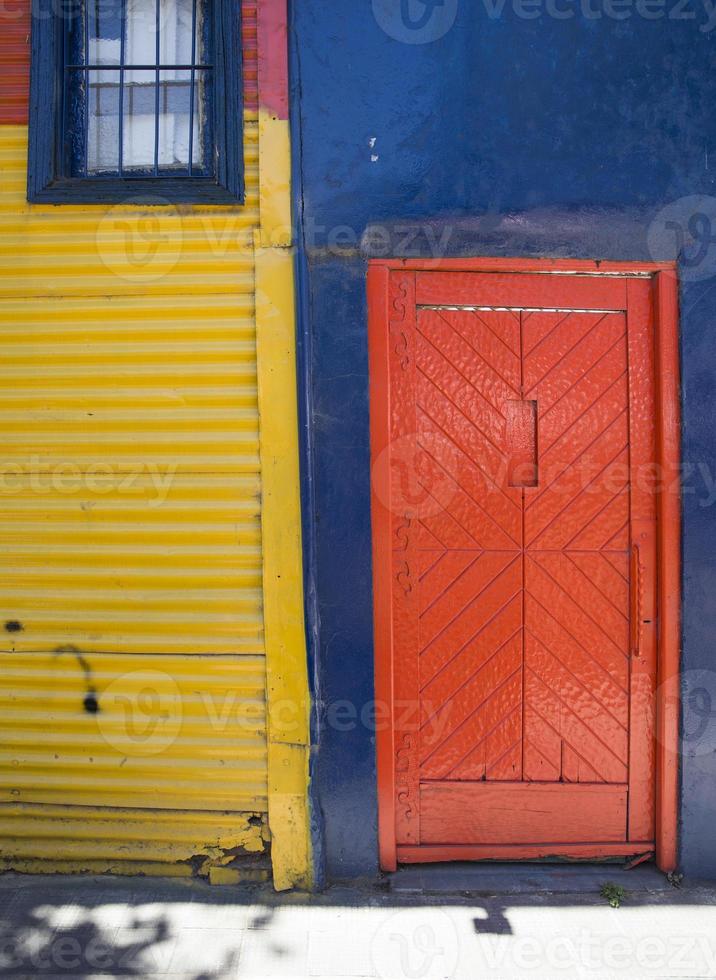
[157,69,190,170]
[76,0,211,177]
[123,0,202,66]
[122,68,156,170]
[155,68,210,172]
[87,68,121,173]
[194,68,212,170]
[88,0,123,65]
[159,0,198,65]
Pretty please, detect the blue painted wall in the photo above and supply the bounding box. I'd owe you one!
[289,0,716,880]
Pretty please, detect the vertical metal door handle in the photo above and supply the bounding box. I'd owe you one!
[631,544,642,658]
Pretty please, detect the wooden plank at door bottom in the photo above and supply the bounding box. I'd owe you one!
[420,782,627,845]
[398,842,654,863]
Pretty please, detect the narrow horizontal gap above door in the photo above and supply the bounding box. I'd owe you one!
[418,304,624,314]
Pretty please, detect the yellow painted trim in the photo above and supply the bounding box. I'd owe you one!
[258,109,293,247]
[256,112,313,891]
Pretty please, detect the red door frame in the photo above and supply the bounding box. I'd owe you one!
[367,257,681,873]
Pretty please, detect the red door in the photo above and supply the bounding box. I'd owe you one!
[370,264,661,864]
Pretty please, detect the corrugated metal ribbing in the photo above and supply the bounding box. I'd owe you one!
[0,654,267,811]
[0,476,262,654]
[0,128,258,298]
[0,128,262,653]
[243,0,259,112]
[0,804,268,876]
[0,4,30,125]
[0,101,268,872]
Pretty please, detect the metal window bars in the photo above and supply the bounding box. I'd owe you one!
[66,0,212,178]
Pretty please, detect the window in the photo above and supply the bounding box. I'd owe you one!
[28,0,244,203]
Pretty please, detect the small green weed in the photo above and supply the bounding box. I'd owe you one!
[600,882,626,908]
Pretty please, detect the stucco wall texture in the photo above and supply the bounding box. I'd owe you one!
[290,0,716,880]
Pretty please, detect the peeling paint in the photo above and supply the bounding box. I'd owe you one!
[0,803,269,880]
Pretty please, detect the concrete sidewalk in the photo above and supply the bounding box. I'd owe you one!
[1,865,716,978]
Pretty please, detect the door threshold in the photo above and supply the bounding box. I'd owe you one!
[387,860,668,898]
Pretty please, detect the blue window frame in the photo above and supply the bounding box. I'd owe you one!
[28,0,244,203]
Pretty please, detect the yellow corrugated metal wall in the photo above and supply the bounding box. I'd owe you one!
[0,2,285,878]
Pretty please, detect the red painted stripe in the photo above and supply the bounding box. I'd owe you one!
[242,0,258,113]
[0,0,31,124]
[258,0,289,120]
[0,1,259,125]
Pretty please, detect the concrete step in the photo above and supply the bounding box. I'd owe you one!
[388,861,673,896]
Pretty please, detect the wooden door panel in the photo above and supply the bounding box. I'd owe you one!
[436,309,521,385]
[420,783,628,845]
[525,554,629,693]
[418,552,522,692]
[412,427,519,551]
[416,314,518,445]
[414,309,523,551]
[420,646,523,781]
[534,339,628,448]
[414,271,627,310]
[523,632,629,784]
[524,582,628,728]
[525,428,630,549]
[522,313,625,406]
[419,587,522,729]
[419,552,523,782]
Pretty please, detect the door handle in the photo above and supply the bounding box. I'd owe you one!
[631,543,642,658]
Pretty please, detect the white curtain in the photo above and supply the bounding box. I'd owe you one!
[87,0,205,173]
